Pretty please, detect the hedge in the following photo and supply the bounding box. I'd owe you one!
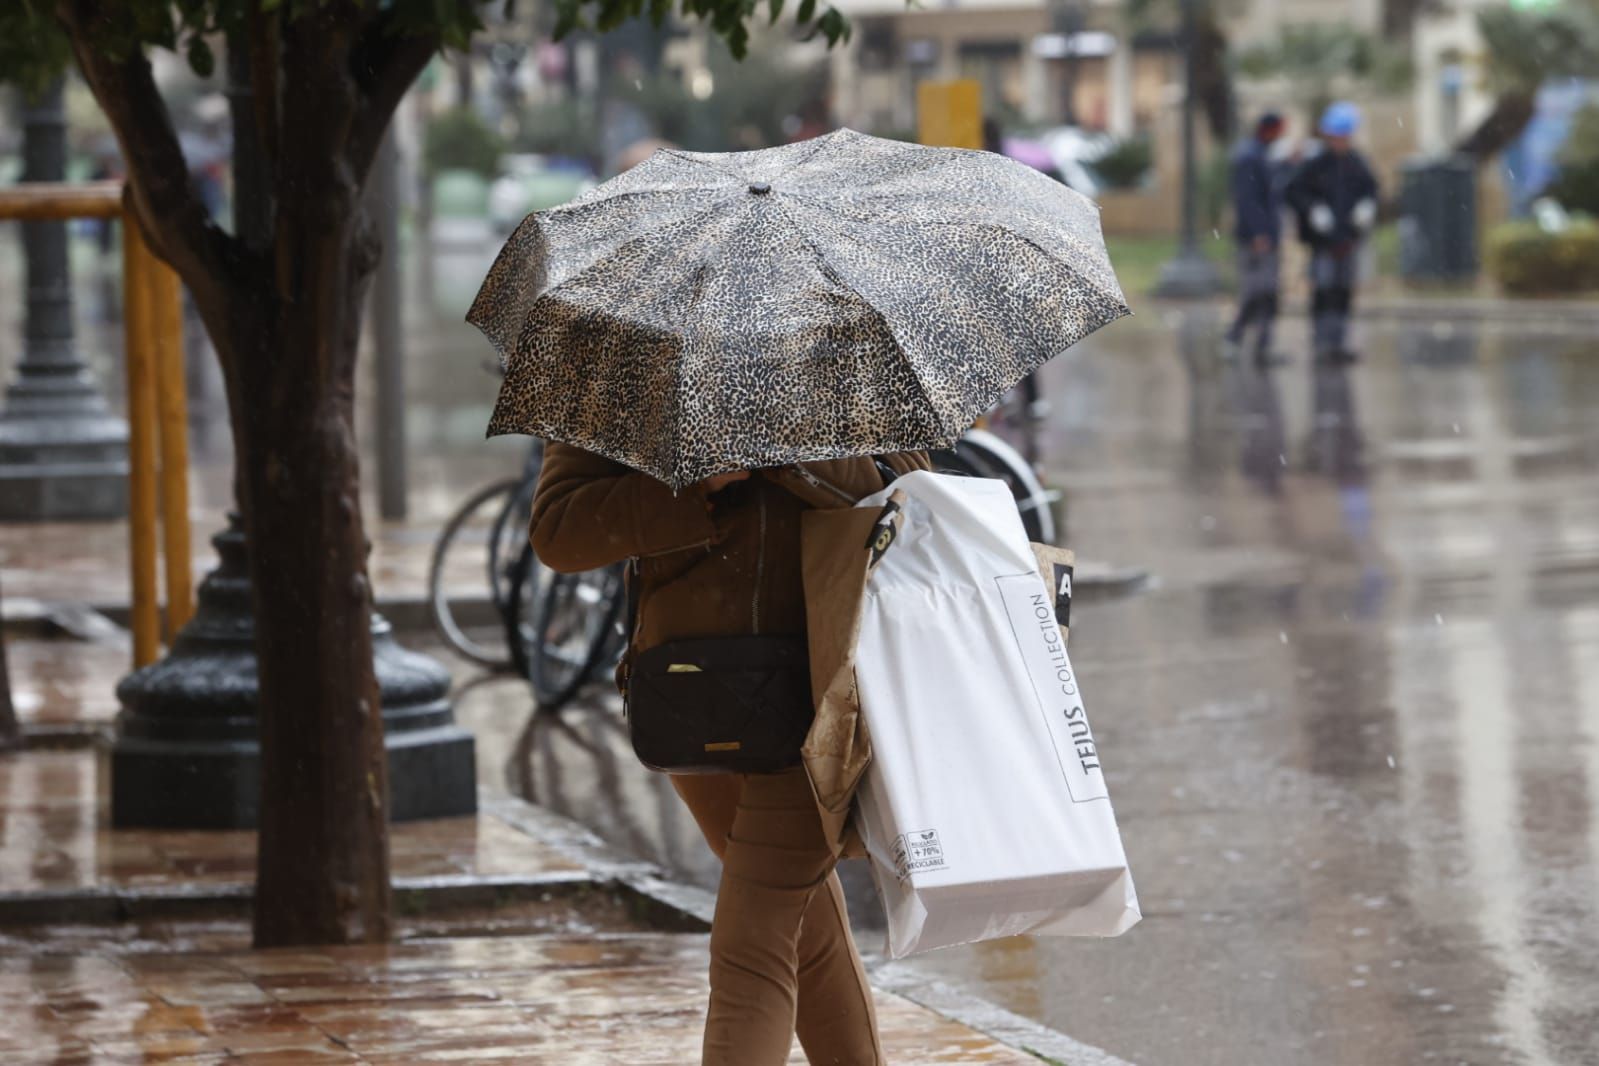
[1486,220,1599,295]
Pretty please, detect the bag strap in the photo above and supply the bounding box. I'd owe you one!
[622,459,901,692]
[620,557,641,703]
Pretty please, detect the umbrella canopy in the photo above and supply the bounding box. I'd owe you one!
[469,128,1128,489]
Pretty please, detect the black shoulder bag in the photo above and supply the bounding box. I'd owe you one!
[621,460,901,775]
[625,626,814,775]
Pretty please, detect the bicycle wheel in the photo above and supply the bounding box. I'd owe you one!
[428,477,523,668]
[507,545,625,710]
[486,440,544,614]
[935,428,1059,545]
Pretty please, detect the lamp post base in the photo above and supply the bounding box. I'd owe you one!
[110,520,476,829]
[0,419,129,521]
[1154,245,1227,299]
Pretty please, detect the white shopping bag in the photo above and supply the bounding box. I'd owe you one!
[849,470,1139,958]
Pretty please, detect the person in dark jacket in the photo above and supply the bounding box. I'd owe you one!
[1225,112,1288,366]
[1285,101,1380,363]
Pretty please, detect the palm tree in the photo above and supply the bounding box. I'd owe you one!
[1457,2,1599,163]
[1235,24,1413,131]
[1125,0,1238,141]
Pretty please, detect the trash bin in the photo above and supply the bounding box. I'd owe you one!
[1398,157,1477,282]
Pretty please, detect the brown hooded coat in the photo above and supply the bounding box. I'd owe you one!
[529,442,930,849]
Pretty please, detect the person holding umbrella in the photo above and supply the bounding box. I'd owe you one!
[1285,101,1380,364]
[468,130,1128,1064]
[1224,111,1288,367]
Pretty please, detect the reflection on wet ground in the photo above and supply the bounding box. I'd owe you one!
[0,752,583,895]
[0,933,1037,1064]
[460,309,1599,1066]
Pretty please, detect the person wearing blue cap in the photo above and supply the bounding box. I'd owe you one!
[1285,101,1380,363]
[1225,112,1289,366]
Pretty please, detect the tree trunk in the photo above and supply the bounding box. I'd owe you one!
[1194,17,1234,143]
[1454,93,1536,163]
[226,200,392,947]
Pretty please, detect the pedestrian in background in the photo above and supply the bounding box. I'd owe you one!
[1225,111,1288,367]
[1285,101,1380,364]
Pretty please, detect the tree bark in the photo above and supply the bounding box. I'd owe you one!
[233,207,392,947]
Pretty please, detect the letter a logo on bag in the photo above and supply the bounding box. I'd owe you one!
[1053,563,1073,626]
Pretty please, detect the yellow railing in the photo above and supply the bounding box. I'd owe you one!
[0,181,194,667]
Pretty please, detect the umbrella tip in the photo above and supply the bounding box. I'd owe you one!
[748,182,772,195]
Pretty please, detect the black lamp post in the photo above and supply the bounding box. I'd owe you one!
[0,77,130,520]
[1154,0,1225,298]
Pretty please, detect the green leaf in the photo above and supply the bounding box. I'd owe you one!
[796,0,816,22]
[768,0,784,25]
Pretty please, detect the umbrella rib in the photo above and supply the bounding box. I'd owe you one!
[660,148,745,183]
[780,198,1125,312]
[765,197,953,442]
[529,192,744,315]
[543,183,729,218]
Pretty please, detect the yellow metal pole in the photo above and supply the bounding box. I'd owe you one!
[150,259,194,637]
[0,181,123,222]
[122,217,162,667]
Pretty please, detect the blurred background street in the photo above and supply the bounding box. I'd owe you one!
[5,0,1599,1061]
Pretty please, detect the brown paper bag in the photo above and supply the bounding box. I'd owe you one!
[800,491,1075,858]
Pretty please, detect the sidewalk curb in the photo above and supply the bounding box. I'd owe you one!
[874,965,1140,1066]
[1150,294,1599,329]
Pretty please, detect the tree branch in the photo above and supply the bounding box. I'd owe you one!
[346,14,444,186]
[56,0,243,303]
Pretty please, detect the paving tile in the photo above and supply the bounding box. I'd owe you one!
[0,933,1038,1063]
[0,750,582,898]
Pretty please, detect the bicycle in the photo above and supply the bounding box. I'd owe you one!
[427,437,545,669]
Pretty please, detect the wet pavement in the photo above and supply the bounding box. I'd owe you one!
[0,933,1038,1064]
[0,751,583,896]
[8,226,1599,1063]
[447,308,1599,1066]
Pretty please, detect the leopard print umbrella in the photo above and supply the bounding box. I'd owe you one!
[468,128,1129,489]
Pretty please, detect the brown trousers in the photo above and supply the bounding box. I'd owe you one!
[673,769,883,1066]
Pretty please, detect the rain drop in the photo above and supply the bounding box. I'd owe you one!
[1434,613,1445,626]
[1451,422,1461,434]
[1387,754,1397,769]
[1279,631,1289,644]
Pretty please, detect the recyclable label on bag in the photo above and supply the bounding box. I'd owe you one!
[995,572,1108,803]
[892,829,948,881]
